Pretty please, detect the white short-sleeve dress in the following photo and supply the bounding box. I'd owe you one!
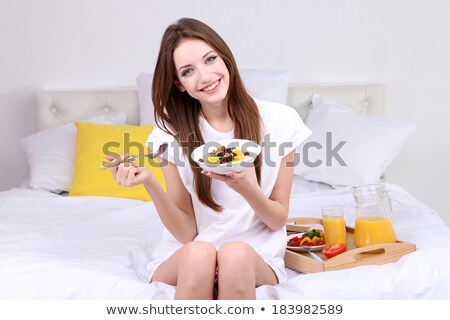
[145,97,311,283]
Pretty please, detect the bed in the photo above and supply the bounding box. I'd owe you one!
[1,78,450,300]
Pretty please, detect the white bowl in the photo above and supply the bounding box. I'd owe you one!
[191,139,261,175]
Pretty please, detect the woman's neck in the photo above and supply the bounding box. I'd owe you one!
[200,102,234,133]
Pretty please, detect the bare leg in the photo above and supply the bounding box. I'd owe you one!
[216,242,278,300]
[152,241,217,299]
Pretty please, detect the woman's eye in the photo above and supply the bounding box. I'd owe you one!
[181,69,193,77]
[206,55,217,63]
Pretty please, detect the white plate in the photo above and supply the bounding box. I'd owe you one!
[191,139,261,175]
[286,232,327,252]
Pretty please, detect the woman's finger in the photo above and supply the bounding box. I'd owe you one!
[202,170,228,182]
[105,154,130,167]
[118,164,129,186]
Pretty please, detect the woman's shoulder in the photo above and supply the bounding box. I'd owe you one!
[253,97,311,145]
[253,97,300,124]
[148,124,174,142]
[146,124,180,160]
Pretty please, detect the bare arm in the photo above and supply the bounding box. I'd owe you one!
[143,162,197,243]
[244,150,294,230]
[109,157,197,244]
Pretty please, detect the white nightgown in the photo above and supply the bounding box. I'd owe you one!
[145,97,311,283]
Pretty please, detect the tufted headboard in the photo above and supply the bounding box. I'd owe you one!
[34,84,384,131]
[287,84,385,120]
[34,90,141,131]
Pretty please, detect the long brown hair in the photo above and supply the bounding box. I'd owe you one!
[152,17,262,211]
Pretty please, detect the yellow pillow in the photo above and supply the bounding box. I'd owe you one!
[69,123,166,201]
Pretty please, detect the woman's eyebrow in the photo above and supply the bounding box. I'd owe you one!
[202,50,215,58]
[178,50,215,72]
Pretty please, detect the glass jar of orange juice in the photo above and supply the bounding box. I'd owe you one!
[352,184,397,247]
[321,205,347,245]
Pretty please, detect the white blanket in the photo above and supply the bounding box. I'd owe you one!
[1,185,449,299]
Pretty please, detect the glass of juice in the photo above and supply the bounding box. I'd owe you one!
[321,205,347,245]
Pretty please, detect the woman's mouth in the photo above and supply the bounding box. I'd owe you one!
[201,79,221,93]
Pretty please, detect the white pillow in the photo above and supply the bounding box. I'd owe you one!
[136,69,291,125]
[294,94,416,187]
[239,69,291,104]
[20,113,127,194]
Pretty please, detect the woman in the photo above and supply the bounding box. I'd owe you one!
[109,18,311,299]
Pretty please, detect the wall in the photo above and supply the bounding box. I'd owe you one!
[1,0,449,226]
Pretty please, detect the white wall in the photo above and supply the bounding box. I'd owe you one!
[1,0,449,226]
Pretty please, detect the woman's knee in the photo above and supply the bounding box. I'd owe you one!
[152,241,217,286]
[217,242,255,275]
[179,241,217,272]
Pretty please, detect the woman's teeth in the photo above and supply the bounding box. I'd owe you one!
[203,80,219,92]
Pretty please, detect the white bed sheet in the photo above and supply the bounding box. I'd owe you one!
[1,182,450,300]
[290,175,334,194]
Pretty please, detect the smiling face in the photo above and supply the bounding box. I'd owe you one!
[173,38,230,110]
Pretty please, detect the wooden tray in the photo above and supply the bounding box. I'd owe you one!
[284,217,416,274]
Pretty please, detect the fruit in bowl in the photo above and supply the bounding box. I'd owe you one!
[202,145,248,165]
[191,139,261,175]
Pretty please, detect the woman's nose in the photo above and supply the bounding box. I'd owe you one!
[197,66,212,83]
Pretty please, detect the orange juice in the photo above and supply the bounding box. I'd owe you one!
[322,216,347,245]
[354,216,397,247]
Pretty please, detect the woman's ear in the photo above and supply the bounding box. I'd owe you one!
[174,80,186,92]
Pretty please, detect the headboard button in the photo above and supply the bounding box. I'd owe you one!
[51,107,57,114]
[103,107,110,113]
[362,101,369,107]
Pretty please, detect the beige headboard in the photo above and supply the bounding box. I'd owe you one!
[288,84,385,120]
[34,84,384,131]
[34,90,140,131]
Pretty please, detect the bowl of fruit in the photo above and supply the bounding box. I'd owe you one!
[191,139,261,175]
